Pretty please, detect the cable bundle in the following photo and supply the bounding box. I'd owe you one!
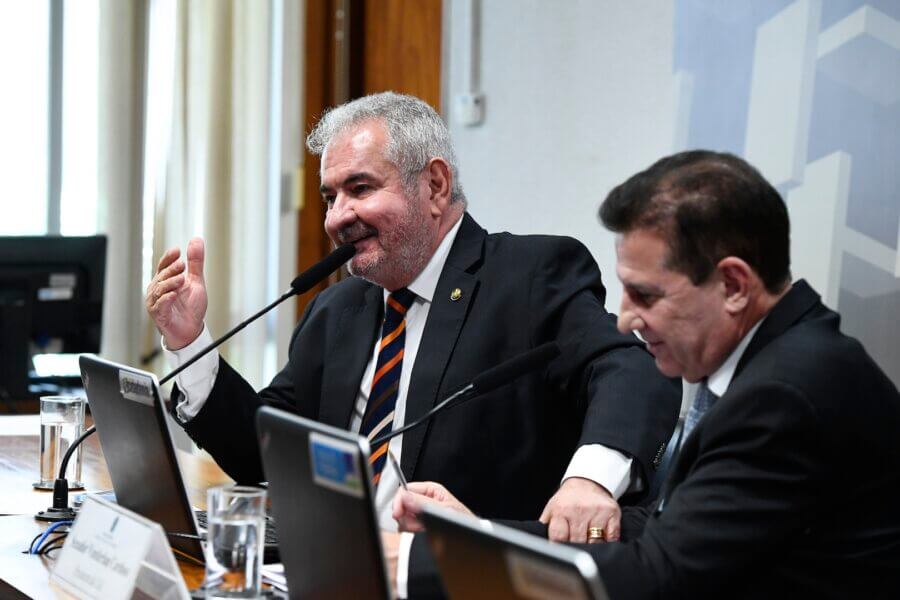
[24,520,73,558]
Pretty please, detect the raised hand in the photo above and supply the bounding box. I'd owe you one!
[145,237,209,350]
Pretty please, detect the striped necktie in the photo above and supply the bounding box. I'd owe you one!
[360,288,417,486]
[683,380,719,443]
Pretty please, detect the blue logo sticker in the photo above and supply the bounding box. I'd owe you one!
[309,432,364,498]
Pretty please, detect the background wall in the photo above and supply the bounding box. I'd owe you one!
[446,0,677,312]
[445,0,900,389]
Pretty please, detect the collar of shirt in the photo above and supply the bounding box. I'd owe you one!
[382,214,464,306]
[705,317,766,397]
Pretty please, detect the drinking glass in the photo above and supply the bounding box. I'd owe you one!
[204,485,266,598]
[34,395,85,490]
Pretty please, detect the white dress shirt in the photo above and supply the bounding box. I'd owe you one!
[165,216,635,596]
[704,319,764,398]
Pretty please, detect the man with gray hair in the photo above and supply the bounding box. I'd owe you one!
[146,92,678,595]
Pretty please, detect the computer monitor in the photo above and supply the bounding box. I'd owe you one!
[0,235,107,400]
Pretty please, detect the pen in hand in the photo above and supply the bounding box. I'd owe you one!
[387,448,408,491]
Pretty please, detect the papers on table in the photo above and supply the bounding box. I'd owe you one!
[262,563,288,592]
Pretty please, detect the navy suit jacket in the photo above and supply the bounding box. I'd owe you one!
[494,281,900,599]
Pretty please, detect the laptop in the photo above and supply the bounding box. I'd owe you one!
[256,405,391,599]
[421,504,609,600]
[79,355,278,565]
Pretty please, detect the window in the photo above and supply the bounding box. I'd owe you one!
[0,0,98,236]
[0,2,49,234]
[60,0,98,235]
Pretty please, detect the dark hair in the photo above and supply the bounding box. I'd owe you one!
[599,150,791,293]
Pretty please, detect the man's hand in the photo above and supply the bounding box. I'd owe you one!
[145,237,208,350]
[381,531,401,598]
[539,477,622,543]
[392,481,474,533]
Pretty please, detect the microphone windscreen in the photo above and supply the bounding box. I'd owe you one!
[290,244,356,294]
[471,342,560,394]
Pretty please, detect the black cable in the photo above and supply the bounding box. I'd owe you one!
[41,542,66,558]
[24,527,70,556]
[37,530,69,554]
[35,530,69,554]
[22,532,43,554]
[38,533,69,556]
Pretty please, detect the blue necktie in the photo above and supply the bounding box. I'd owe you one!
[683,381,718,442]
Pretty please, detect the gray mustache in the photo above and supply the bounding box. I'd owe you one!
[338,224,377,244]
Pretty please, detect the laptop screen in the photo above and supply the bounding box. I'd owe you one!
[422,504,608,600]
[256,406,390,598]
[80,355,203,563]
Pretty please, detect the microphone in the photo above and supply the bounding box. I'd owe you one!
[470,342,561,394]
[35,244,355,522]
[160,243,355,385]
[290,243,356,294]
[370,342,560,448]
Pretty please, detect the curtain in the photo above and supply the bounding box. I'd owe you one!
[144,0,283,390]
[97,0,149,367]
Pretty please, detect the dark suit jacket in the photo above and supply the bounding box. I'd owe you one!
[561,280,900,599]
[180,213,679,520]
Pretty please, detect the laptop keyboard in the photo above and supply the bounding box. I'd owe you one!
[195,510,279,546]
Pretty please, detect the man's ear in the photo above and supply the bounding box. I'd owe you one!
[424,158,452,217]
[717,257,754,315]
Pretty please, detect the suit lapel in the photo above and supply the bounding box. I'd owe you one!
[320,284,383,428]
[734,280,819,380]
[401,214,485,478]
[656,280,821,513]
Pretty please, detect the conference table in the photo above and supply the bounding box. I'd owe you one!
[0,414,233,599]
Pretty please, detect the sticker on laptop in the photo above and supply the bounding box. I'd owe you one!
[118,371,155,406]
[309,432,364,498]
[505,549,590,600]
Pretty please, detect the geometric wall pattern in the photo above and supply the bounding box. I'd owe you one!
[674,0,900,387]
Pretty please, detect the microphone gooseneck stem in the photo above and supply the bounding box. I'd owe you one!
[370,384,474,448]
[159,287,294,386]
[58,425,96,484]
[159,243,355,387]
[54,425,97,509]
[367,342,560,449]
[34,246,355,523]
[37,424,96,521]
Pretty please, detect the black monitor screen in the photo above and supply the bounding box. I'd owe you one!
[0,235,107,400]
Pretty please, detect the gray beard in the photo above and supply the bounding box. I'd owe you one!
[347,213,433,288]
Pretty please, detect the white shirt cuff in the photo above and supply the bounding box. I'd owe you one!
[396,532,414,598]
[563,444,633,500]
[162,325,219,421]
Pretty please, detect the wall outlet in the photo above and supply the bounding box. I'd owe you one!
[454,93,486,126]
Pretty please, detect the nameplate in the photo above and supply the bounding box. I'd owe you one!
[51,496,190,600]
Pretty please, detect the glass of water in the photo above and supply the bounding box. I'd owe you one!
[34,395,85,490]
[204,485,266,598]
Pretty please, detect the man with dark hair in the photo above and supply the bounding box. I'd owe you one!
[600,150,790,293]
[146,93,679,596]
[396,150,900,598]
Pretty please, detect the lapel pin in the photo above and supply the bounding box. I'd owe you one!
[450,288,462,302]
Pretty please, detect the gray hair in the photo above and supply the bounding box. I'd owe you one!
[306,92,466,205]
